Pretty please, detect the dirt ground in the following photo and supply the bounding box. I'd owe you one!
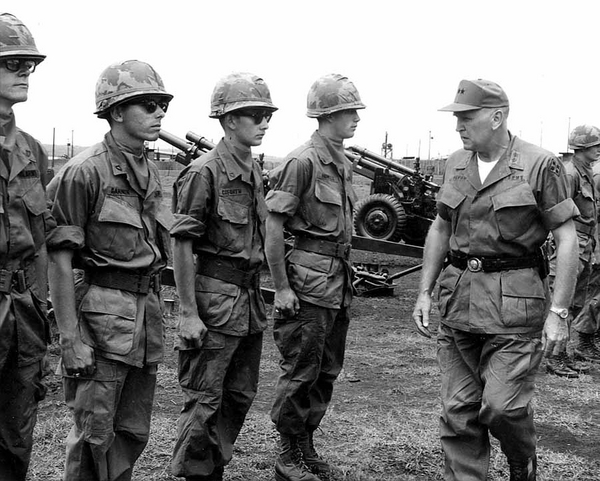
[30,251,600,480]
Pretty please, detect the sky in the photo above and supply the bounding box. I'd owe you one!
[3,0,600,160]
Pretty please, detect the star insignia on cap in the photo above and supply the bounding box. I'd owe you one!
[457,88,465,94]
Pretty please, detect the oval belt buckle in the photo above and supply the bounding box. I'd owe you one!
[467,257,483,272]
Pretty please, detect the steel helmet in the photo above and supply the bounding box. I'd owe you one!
[0,13,45,62]
[209,72,277,118]
[306,74,366,118]
[569,125,600,150]
[94,59,173,117]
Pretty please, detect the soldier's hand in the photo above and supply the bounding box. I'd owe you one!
[412,291,433,338]
[541,312,569,356]
[60,337,95,377]
[178,313,207,349]
[274,287,300,318]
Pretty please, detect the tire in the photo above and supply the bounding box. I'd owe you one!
[354,194,407,242]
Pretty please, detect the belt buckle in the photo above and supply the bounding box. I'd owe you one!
[467,257,483,272]
[337,243,351,259]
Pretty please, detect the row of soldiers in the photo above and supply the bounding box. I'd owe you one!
[1,12,358,481]
[1,10,594,481]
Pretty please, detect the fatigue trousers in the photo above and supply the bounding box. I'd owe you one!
[171,331,263,478]
[271,300,350,435]
[437,324,543,481]
[0,344,46,481]
[63,357,157,481]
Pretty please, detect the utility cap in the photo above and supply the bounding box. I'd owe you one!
[439,79,509,112]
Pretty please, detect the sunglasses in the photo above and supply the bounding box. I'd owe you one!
[126,98,169,114]
[234,109,273,124]
[2,58,38,74]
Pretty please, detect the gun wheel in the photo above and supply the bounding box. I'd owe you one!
[354,194,406,242]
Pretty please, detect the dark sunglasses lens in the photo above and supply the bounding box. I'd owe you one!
[137,100,168,113]
[3,59,36,73]
[237,110,272,124]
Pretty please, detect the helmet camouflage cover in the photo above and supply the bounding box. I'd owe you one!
[209,72,277,118]
[0,12,45,61]
[306,73,366,118]
[569,124,600,150]
[94,59,173,117]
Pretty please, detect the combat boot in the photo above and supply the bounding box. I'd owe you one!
[509,455,537,481]
[574,332,600,362]
[298,431,335,480]
[545,352,579,378]
[275,434,320,481]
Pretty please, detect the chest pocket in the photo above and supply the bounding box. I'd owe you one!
[304,179,342,232]
[21,183,48,250]
[437,183,466,226]
[155,205,175,259]
[208,196,249,253]
[492,184,538,241]
[575,183,596,219]
[94,195,142,261]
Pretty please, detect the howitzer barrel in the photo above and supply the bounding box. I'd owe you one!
[158,130,212,166]
[349,145,440,191]
[186,132,216,152]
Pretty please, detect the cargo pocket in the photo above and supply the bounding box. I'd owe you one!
[80,285,138,355]
[437,267,463,317]
[194,276,238,328]
[500,270,546,328]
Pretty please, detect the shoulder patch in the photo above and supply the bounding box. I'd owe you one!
[548,158,562,176]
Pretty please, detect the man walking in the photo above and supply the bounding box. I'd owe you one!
[412,79,578,480]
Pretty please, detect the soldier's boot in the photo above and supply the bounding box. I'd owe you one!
[298,431,335,480]
[275,434,320,481]
[545,351,579,378]
[509,456,537,481]
[574,332,600,363]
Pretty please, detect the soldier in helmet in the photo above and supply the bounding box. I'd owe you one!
[265,73,364,481]
[170,72,276,481]
[0,12,51,481]
[47,59,174,481]
[412,79,578,481]
[545,124,600,377]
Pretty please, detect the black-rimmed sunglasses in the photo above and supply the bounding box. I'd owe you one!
[2,58,38,74]
[233,109,273,124]
[127,98,170,114]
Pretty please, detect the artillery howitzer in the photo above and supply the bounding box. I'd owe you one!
[347,146,440,246]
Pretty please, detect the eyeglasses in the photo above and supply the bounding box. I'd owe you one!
[1,58,38,74]
[233,109,273,124]
[127,98,169,114]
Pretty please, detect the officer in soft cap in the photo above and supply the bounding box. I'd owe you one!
[413,78,579,480]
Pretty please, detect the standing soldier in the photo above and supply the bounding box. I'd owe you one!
[0,12,50,481]
[170,72,276,481]
[412,79,578,481]
[546,125,600,377]
[47,60,174,481]
[266,74,364,481]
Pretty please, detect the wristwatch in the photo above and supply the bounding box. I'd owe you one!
[549,306,569,319]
